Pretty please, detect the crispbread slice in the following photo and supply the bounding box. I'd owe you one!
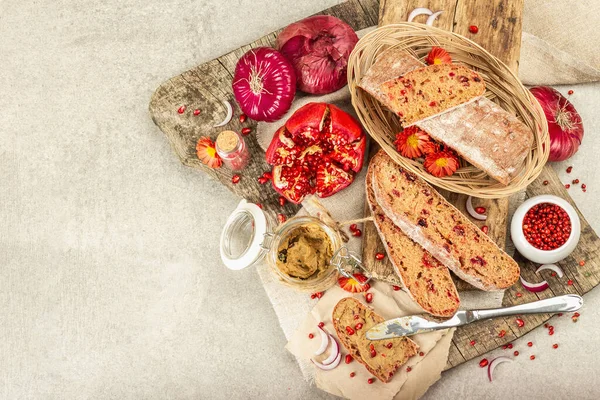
[332,297,418,383]
[370,151,519,291]
[366,164,460,317]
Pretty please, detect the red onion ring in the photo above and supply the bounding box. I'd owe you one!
[321,335,340,365]
[536,264,564,278]
[426,10,444,26]
[314,327,330,356]
[213,100,233,127]
[520,276,549,292]
[487,356,513,382]
[312,351,341,370]
[407,8,433,22]
[466,196,487,221]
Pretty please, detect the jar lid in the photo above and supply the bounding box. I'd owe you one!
[220,199,269,270]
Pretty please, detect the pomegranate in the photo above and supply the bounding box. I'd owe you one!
[276,15,358,94]
[266,102,366,203]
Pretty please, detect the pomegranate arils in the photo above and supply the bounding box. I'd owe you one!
[566,166,573,173]
[565,184,570,189]
[516,292,522,298]
[579,260,585,266]
[349,224,358,232]
[516,318,525,328]
[508,343,513,349]
[470,340,476,346]
[278,196,286,206]
[368,378,375,384]
[315,291,323,299]
[352,228,362,237]
[355,323,363,330]
[573,179,579,184]
[498,330,506,338]
[239,114,247,123]
[481,225,489,234]
[231,174,241,184]
[386,343,393,349]
[514,351,519,356]
[277,214,287,224]
[581,183,587,189]
[256,203,263,209]
[193,109,201,116]
[375,252,385,261]
[257,177,268,184]
[177,105,186,114]
[469,25,479,33]
[345,326,355,335]
[567,279,573,286]
[553,343,559,349]
[406,366,412,372]
[479,358,489,368]
[419,352,424,356]
[365,292,373,303]
[475,206,486,214]
[530,355,536,360]
[543,180,549,185]
[568,90,574,95]
[392,285,401,291]
[241,127,252,135]
[522,203,571,250]
[308,333,314,339]
[350,372,355,377]
[318,322,324,328]
[527,341,533,347]
[345,354,353,364]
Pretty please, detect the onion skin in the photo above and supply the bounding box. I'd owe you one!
[519,276,549,292]
[232,47,296,122]
[276,15,359,94]
[530,86,584,162]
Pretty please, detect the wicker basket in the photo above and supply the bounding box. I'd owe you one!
[347,23,549,198]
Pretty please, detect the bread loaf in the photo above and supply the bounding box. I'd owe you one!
[370,151,520,291]
[366,164,460,317]
[332,297,418,383]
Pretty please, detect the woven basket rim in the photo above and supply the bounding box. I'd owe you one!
[348,22,550,199]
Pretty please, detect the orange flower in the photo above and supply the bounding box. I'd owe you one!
[426,47,452,65]
[338,273,371,293]
[394,126,432,159]
[196,137,222,169]
[424,150,459,177]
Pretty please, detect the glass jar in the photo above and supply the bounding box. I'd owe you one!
[215,130,250,171]
[220,200,342,292]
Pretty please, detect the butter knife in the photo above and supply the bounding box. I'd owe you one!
[366,294,583,340]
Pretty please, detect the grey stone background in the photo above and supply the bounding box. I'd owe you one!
[1,0,599,398]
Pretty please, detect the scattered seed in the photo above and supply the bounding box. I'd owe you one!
[241,127,252,135]
[469,25,479,33]
[567,166,573,173]
[516,292,522,298]
[527,342,533,347]
[481,225,489,234]
[516,318,525,328]
[479,358,489,368]
[392,285,401,291]
[470,340,476,346]
[406,367,412,372]
[573,179,580,184]
[543,180,549,185]
[368,378,375,384]
[231,174,241,184]
[365,292,373,303]
[177,105,186,114]
[567,279,573,286]
[498,330,506,338]
[568,90,574,95]
[581,183,587,189]
[308,333,314,339]
[350,372,355,378]
[530,355,536,360]
[553,343,559,349]
[508,343,513,349]
[277,214,287,224]
[579,260,585,266]
[318,322,324,328]
[352,228,362,237]
[375,252,385,261]
[419,352,425,356]
[565,184,570,189]
[239,114,247,123]
[514,351,519,356]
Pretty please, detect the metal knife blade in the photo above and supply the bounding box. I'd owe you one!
[366,294,583,340]
[365,311,473,340]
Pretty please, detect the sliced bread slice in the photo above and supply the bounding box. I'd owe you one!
[332,297,418,383]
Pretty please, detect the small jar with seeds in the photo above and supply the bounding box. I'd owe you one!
[216,130,250,170]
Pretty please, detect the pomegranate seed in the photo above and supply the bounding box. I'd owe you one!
[315,292,323,299]
[392,285,401,291]
[318,322,324,328]
[479,358,489,368]
[375,252,385,261]
[549,330,554,336]
[516,292,522,298]
[365,292,373,303]
[558,313,563,317]
[470,340,476,346]
[241,127,251,135]
[565,184,570,189]
[548,325,553,330]
[257,177,267,184]
[579,260,585,266]
[469,25,479,33]
[350,372,355,378]
[551,272,557,277]
[352,228,362,237]
[508,343,513,349]
[355,323,363,330]
[177,105,186,114]
[193,109,201,116]
[429,101,437,107]
[308,333,314,339]
[566,166,573,173]
[574,312,580,317]
[256,203,263,209]
[502,345,508,350]
[370,350,376,358]
[349,224,358,231]
[544,323,549,328]
[514,351,519,356]
[310,294,316,299]
[553,343,559,349]
[567,279,573,285]
[239,114,247,123]
[345,326,355,335]
[262,171,272,180]
[543,180,549,185]
[481,225,489,234]
[406,366,412,372]
[419,352,424,356]
[498,330,506,338]
[345,354,353,364]
[278,196,286,207]
[581,183,587,189]
[527,341,533,347]
[475,206,486,214]
[277,214,287,224]
[573,179,580,184]
[530,355,535,360]
[568,90,574,95]
[386,343,393,349]
[231,174,241,184]
[367,378,375,384]
[516,318,525,328]
[353,315,360,320]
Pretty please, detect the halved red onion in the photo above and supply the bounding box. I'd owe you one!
[466,196,487,221]
[321,335,340,365]
[426,10,444,26]
[487,356,513,382]
[314,327,330,356]
[536,264,564,278]
[520,276,549,292]
[408,8,433,22]
[312,351,341,370]
[213,100,233,127]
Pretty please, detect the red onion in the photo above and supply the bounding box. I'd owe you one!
[312,351,341,370]
[314,327,330,356]
[536,264,564,278]
[530,86,584,162]
[466,196,487,221]
[487,356,513,382]
[232,47,296,122]
[520,276,549,292]
[276,15,358,94]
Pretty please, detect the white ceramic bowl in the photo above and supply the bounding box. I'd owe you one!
[511,195,581,264]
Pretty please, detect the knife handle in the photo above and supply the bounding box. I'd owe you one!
[474,294,583,321]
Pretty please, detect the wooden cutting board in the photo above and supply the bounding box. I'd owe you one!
[149,0,600,371]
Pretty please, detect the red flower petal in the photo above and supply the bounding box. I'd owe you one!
[338,273,371,293]
[394,126,432,159]
[424,150,459,177]
[426,47,452,65]
[196,137,222,169]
